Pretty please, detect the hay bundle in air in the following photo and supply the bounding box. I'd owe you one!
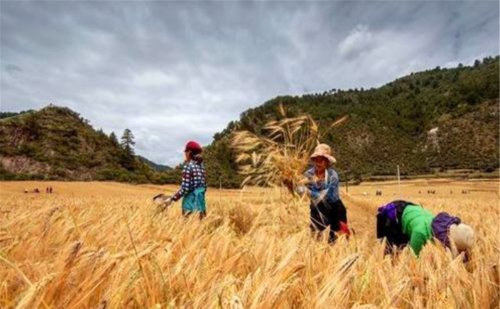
[231,104,347,195]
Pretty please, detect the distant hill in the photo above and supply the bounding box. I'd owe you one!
[203,56,500,188]
[138,156,172,172]
[0,105,174,183]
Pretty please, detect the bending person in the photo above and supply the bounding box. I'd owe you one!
[377,200,474,260]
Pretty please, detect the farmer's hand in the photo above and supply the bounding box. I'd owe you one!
[153,194,173,208]
[295,185,308,197]
[164,198,173,207]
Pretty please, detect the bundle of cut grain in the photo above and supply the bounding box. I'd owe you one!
[231,104,347,195]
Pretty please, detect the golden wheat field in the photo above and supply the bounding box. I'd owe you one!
[0,180,499,309]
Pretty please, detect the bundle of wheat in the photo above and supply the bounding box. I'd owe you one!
[231,104,347,195]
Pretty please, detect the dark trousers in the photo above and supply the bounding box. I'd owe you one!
[310,198,347,243]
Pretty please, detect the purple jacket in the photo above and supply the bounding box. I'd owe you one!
[431,212,461,249]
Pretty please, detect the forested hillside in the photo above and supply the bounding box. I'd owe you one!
[0,106,174,183]
[1,57,498,187]
[203,56,499,187]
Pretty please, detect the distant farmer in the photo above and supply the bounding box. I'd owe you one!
[163,141,207,218]
[293,143,349,243]
[377,200,474,260]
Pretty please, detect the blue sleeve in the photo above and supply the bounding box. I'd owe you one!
[304,169,320,200]
[309,188,320,200]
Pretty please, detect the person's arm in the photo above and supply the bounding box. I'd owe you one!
[305,182,320,200]
[171,164,192,202]
[295,169,314,199]
[409,231,428,256]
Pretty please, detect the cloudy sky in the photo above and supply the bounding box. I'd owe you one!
[1,1,498,166]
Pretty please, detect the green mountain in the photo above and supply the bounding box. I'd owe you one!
[138,156,172,172]
[203,56,500,188]
[0,105,170,183]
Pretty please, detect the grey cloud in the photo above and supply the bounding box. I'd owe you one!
[338,24,375,60]
[4,64,23,75]
[1,1,498,165]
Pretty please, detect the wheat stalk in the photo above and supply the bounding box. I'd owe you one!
[231,103,347,194]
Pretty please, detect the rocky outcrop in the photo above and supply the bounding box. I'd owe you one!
[0,155,52,175]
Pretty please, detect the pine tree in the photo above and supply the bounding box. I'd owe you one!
[119,129,136,171]
[120,128,135,155]
[109,132,119,146]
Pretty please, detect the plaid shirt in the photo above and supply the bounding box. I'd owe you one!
[172,161,207,201]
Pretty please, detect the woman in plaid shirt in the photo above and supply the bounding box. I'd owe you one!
[165,141,207,218]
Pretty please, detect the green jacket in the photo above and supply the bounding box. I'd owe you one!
[401,205,435,256]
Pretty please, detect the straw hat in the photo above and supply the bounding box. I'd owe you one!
[310,144,337,164]
[449,223,474,257]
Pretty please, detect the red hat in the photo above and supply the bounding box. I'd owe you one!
[185,141,202,151]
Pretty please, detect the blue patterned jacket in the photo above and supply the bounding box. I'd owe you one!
[305,167,340,204]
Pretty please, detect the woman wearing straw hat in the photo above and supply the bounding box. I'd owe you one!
[296,143,349,244]
[377,200,474,260]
